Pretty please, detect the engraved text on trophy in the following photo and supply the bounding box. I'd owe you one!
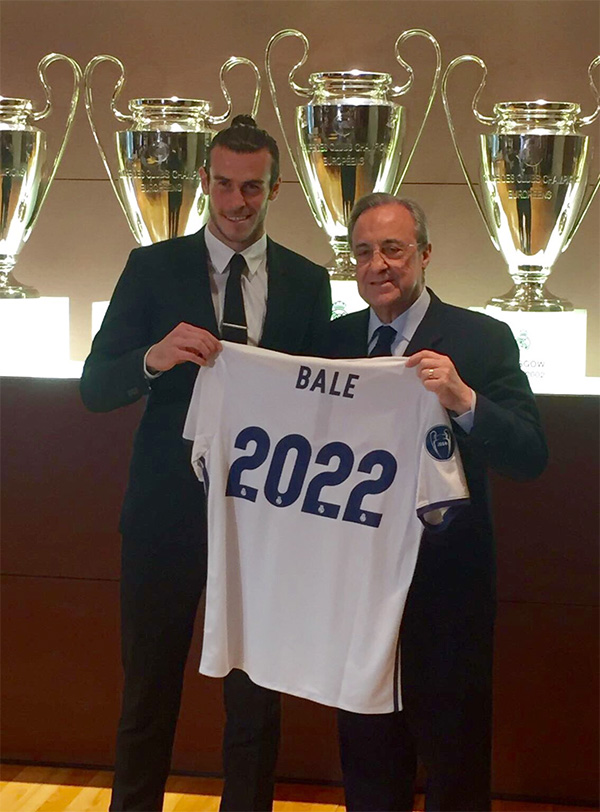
[481,133,589,272]
[117,130,212,244]
[0,130,45,266]
[295,104,403,242]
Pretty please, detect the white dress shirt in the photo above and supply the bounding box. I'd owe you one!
[204,227,268,347]
[144,228,269,377]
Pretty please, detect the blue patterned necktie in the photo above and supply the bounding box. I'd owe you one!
[369,325,397,357]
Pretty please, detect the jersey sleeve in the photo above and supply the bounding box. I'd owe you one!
[416,402,470,531]
[183,358,225,486]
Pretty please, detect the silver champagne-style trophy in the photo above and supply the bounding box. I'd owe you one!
[442,54,600,311]
[84,55,261,245]
[266,29,441,279]
[0,54,81,298]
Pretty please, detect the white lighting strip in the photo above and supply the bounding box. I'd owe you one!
[0,298,83,378]
[0,296,597,394]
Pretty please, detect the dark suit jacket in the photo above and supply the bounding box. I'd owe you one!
[328,289,548,697]
[80,227,331,537]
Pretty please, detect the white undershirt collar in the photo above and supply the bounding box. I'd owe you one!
[204,226,267,275]
[368,287,431,351]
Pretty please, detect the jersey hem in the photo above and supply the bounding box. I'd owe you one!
[199,665,400,715]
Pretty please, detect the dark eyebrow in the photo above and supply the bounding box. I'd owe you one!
[212,174,266,187]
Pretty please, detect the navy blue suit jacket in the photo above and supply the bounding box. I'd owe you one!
[328,289,547,698]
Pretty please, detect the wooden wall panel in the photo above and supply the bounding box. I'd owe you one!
[1,378,141,581]
[1,379,598,802]
[1,576,121,765]
[493,603,599,801]
[494,396,599,606]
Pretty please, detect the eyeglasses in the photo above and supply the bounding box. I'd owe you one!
[352,242,418,266]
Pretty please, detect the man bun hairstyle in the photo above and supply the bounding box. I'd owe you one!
[206,114,280,189]
[230,114,258,128]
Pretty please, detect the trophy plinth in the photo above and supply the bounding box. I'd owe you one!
[0,56,81,298]
[487,279,574,312]
[0,264,40,299]
[84,55,261,246]
[329,240,355,281]
[267,30,441,279]
[443,57,600,311]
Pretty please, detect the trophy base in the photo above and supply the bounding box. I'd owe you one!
[327,248,355,281]
[0,270,40,299]
[487,284,573,313]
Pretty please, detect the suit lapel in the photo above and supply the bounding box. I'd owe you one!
[260,238,288,349]
[173,227,219,336]
[405,288,446,355]
[349,309,370,356]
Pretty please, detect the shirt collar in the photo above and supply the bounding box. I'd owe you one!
[204,226,267,276]
[368,287,431,345]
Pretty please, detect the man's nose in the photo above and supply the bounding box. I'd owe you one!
[229,185,246,208]
[370,248,389,272]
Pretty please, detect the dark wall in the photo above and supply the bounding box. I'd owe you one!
[1,378,598,802]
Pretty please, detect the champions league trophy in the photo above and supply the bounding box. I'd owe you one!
[0,54,81,298]
[442,54,600,311]
[84,55,261,245]
[266,29,441,279]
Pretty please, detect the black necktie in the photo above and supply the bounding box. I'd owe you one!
[369,325,397,357]
[221,254,248,344]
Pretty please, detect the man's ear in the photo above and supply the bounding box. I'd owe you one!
[199,167,209,195]
[421,242,432,270]
[268,176,281,201]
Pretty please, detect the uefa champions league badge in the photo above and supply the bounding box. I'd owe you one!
[425,426,455,460]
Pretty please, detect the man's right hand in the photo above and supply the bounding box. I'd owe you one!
[146,323,222,373]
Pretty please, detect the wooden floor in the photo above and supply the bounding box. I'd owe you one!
[0,764,596,812]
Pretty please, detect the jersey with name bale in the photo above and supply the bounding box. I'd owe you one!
[183,342,469,713]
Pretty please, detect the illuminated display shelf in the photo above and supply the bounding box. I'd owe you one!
[0,298,83,378]
[0,295,598,395]
[472,307,596,395]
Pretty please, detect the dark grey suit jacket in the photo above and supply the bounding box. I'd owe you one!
[328,289,548,697]
[80,227,331,537]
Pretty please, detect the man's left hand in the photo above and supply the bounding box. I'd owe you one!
[406,350,473,415]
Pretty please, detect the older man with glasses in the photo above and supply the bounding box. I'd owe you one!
[327,193,548,812]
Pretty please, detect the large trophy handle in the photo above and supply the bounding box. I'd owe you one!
[441,55,499,250]
[564,56,600,250]
[265,29,319,221]
[208,56,262,126]
[391,29,442,191]
[266,29,311,98]
[25,53,82,237]
[84,55,140,240]
[578,55,600,126]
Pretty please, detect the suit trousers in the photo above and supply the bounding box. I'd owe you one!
[110,520,280,812]
[337,530,494,812]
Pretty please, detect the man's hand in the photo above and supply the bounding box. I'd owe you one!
[146,323,222,373]
[406,350,473,414]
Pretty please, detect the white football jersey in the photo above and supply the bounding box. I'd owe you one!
[184,342,469,713]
